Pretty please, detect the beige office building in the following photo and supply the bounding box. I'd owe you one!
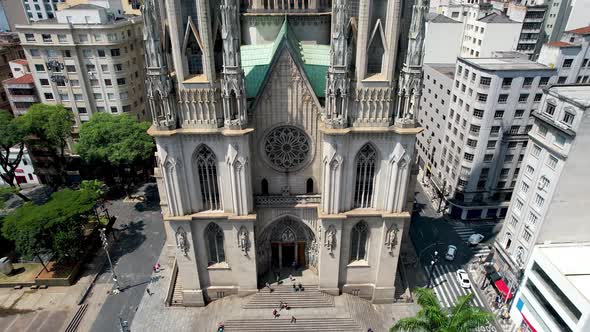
[15,3,146,128]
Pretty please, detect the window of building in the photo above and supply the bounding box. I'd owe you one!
[94,34,103,42]
[97,49,106,57]
[74,94,83,101]
[78,34,89,43]
[526,165,534,175]
[515,199,524,212]
[480,77,491,86]
[59,93,69,101]
[93,93,103,100]
[108,93,116,100]
[539,176,550,190]
[115,64,123,71]
[487,140,496,149]
[494,110,504,119]
[110,106,118,113]
[44,92,54,100]
[562,58,573,68]
[522,229,532,242]
[534,93,542,102]
[35,64,45,72]
[537,125,547,137]
[477,93,487,102]
[532,144,541,157]
[467,139,477,147]
[469,124,480,134]
[555,134,566,147]
[500,168,510,177]
[25,33,35,42]
[86,64,96,72]
[63,50,72,58]
[111,48,121,57]
[484,154,493,162]
[546,155,558,169]
[523,77,534,88]
[502,78,512,88]
[498,94,508,103]
[519,94,529,103]
[514,109,525,118]
[557,76,567,84]
[117,78,126,85]
[195,145,221,210]
[464,153,474,161]
[42,34,52,43]
[534,193,545,208]
[562,112,575,125]
[90,79,99,87]
[104,79,112,86]
[473,109,484,118]
[354,144,377,208]
[78,107,87,114]
[509,126,520,135]
[521,182,529,194]
[505,155,514,162]
[510,216,519,226]
[120,92,129,100]
[490,126,500,135]
[539,77,550,86]
[205,223,225,265]
[350,221,368,262]
[39,78,49,86]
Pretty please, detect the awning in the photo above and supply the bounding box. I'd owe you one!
[494,279,513,300]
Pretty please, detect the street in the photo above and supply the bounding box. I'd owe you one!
[409,183,504,330]
[89,183,166,332]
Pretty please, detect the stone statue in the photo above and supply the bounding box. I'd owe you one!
[175,227,188,256]
[385,224,399,254]
[238,226,249,255]
[141,0,162,69]
[325,225,337,254]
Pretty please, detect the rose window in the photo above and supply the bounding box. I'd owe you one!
[264,126,310,171]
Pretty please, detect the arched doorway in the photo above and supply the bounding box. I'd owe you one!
[256,216,318,278]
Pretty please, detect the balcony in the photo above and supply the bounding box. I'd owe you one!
[9,95,39,103]
[254,194,321,207]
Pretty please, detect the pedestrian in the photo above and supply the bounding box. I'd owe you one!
[279,301,284,310]
[298,283,303,291]
[293,284,297,292]
[289,274,294,281]
[146,288,152,296]
[272,309,278,318]
[266,282,272,292]
[275,271,280,284]
[290,316,296,324]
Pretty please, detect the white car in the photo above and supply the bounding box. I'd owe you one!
[456,269,471,288]
[468,234,485,246]
[445,245,457,261]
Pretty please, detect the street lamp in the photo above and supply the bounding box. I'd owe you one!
[99,228,121,294]
[427,250,439,288]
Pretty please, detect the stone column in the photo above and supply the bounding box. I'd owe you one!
[169,219,205,306]
[371,218,404,303]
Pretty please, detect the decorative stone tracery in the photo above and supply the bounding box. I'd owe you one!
[264,126,311,172]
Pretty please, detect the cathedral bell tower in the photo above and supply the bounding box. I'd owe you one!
[395,0,429,128]
[142,0,176,130]
[325,0,351,129]
[221,0,247,129]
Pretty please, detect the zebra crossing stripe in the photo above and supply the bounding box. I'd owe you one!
[433,265,451,307]
[438,265,461,307]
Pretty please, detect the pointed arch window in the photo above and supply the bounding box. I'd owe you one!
[353,144,377,208]
[306,178,314,194]
[366,21,385,75]
[195,145,220,210]
[350,221,368,262]
[205,223,225,265]
[261,178,269,194]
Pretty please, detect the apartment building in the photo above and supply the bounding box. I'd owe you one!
[537,26,590,84]
[494,84,590,287]
[57,0,138,15]
[0,147,40,186]
[15,3,147,128]
[441,56,555,221]
[507,2,547,59]
[459,12,522,58]
[2,59,39,116]
[564,0,590,31]
[22,0,66,21]
[416,64,455,194]
[424,14,462,64]
[0,33,26,111]
[509,242,590,332]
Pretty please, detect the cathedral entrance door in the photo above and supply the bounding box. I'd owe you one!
[297,242,306,267]
[281,243,295,267]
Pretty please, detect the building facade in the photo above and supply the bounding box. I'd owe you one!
[509,243,590,332]
[424,14,462,64]
[459,12,521,58]
[22,0,65,21]
[0,147,40,186]
[0,33,25,112]
[507,2,547,59]
[2,59,39,116]
[494,84,590,288]
[537,26,590,85]
[146,0,424,306]
[16,3,146,128]
[440,56,555,221]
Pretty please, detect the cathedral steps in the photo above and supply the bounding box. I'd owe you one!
[221,317,360,331]
[171,280,183,306]
[243,285,334,309]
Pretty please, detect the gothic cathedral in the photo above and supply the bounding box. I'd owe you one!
[143,0,427,306]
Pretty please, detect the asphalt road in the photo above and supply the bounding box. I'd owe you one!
[90,183,166,332]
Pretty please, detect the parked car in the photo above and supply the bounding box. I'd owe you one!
[456,269,471,288]
[445,245,457,261]
[468,233,485,246]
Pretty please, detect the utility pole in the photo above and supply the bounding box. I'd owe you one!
[427,251,439,288]
[437,179,449,213]
[119,315,129,332]
[99,228,121,294]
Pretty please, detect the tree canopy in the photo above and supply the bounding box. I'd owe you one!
[19,104,74,158]
[0,110,28,187]
[76,113,153,167]
[1,188,99,261]
[391,288,494,332]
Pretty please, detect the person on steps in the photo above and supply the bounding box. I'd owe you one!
[290,316,296,323]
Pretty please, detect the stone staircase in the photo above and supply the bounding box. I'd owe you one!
[243,285,334,309]
[171,279,183,306]
[222,317,360,331]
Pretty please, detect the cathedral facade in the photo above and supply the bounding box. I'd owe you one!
[143,0,426,306]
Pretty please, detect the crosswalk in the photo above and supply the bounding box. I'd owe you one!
[429,264,486,308]
[452,224,492,259]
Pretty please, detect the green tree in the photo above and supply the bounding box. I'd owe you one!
[0,110,28,187]
[20,104,74,159]
[391,288,494,332]
[1,188,98,262]
[80,179,105,199]
[76,113,153,166]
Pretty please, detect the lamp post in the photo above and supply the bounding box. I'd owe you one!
[99,228,121,294]
[427,250,439,288]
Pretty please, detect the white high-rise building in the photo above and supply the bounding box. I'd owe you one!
[537,26,590,84]
[15,3,147,127]
[494,84,590,286]
[438,56,556,221]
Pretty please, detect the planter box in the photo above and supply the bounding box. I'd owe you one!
[35,262,82,287]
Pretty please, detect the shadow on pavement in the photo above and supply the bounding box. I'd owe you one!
[134,183,161,212]
[110,220,147,263]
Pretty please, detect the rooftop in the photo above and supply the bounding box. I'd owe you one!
[3,73,34,85]
[425,63,456,79]
[459,57,553,71]
[478,12,515,24]
[565,26,590,35]
[11,59,28,65]
[426,13,461,23]
[548,84,590,108]
[63,4,104,10]
[537,242,590,302]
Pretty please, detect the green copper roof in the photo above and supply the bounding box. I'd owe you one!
[240,18,330,98]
